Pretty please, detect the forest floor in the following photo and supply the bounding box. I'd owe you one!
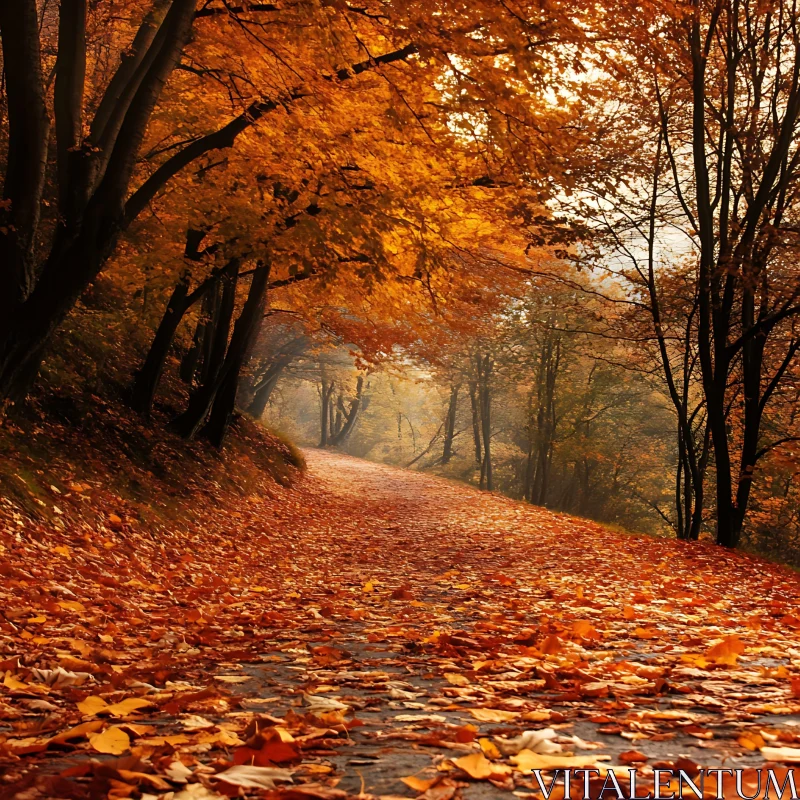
[2,450,800,800]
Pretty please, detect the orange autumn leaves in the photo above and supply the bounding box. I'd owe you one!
[4,450,800,800]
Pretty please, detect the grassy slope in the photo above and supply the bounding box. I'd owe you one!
[0,278,304,540]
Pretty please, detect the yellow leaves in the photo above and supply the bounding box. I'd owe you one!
[59,656,97,675]
[467,708,519,722]
[452,752,512,779]
[2,671,45,693]
[89,725,130,755]
[738,732,766,751]
[362,580,375,593]
[138,734,191,746]
[116,770,170,791]
[78,695,109,715]
[52,545,71,558]
[680,653,709,669]
[521,709,552,722]
[2,735,52,754]
[478,738,502,760]
[195,729,245,747]
[3,671,29,691]
[510,749,610,773]
[705,635,746,665]
[444,673,470,686]
[579,681,610,698]
[58,600,87,613]
[272,726,296,743]
[42,719,105,750]
[572,620,600,640]
[538,634,563,655]
[78,696,153,717]
[401,775,438,792]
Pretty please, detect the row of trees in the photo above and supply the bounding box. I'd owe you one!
[0,0,588,407]
[4,0,800,551]
[260,243,800,552]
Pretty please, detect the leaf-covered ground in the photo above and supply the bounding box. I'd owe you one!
[2,450,800,799]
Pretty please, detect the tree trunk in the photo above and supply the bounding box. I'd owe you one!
[173,262,270,442]
[0,0,197,411]
[708,385,735,546]
[247,359,289,417]
[201,363,239,447]
[477,354,493,491]
[54,0,87,227]
[329,377,364,447]
[319,376,333,447]
[469,381,482,465]
[129,274,190,415]
[181,283,215,384]
[442,384,459,464]
[0,0,51,316]
[333,396,342,438]
[205,264,239,386]
[129,262,224,416]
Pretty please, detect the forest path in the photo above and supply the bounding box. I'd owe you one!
[265,450,800,795]
[3,450,800,798]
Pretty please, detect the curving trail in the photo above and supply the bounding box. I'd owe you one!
[2,450,800,799]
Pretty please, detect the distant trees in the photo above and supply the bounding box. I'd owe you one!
[317,362,367,448]
[568,0,800,547]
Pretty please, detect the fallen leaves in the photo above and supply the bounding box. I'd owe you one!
[88,726,130,755]
[510,749,611,772]
[77,695,153,717]
[467,708,519,723]
[452,752,495,779]
[3,450,800,799]
[760,746,800,763]
[213,764,295,789]
[400,775,438,792]
[705,634,747,665]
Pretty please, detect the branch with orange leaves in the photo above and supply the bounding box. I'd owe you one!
[124,43,417,226]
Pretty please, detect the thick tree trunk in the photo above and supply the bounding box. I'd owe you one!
[0,0,197,411]
[333,397,342,438]
[0,0,51,316]
[174,262,270,442]
[129,262,223,416]
[54,0,87,226]
[247,359,290,417]
[524,439,536,502]
[181,285,215,384]
[441,384,459,464]
[201,366,239,447]
[708,385,735,547]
